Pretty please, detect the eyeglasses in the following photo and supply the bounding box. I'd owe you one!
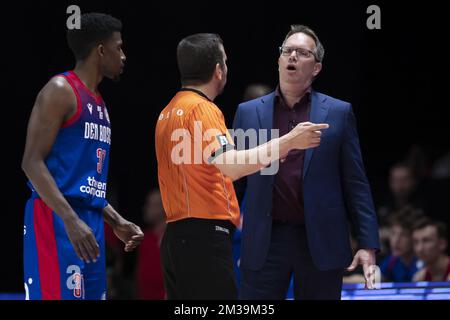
[279,46,316,60]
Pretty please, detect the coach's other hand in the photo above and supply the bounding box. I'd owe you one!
[347,249,377,289]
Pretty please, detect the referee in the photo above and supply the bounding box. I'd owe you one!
[155,33,328,299]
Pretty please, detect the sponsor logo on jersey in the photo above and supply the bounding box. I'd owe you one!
[84,122,111,145]
[79,176,107,199]
[97,106,104,120]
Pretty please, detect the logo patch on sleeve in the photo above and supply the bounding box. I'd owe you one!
[217,135,229,146]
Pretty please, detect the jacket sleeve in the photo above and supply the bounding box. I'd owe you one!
[340,104,380,250]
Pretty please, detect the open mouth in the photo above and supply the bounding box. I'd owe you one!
[287,65,297,71]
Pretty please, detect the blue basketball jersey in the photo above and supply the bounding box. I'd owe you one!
[28,70,111,209]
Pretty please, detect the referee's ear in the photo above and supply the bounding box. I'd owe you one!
[214,63,224,81]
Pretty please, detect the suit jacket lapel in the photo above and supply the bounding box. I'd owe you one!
[256,93,275,142]
[256,92,276,182]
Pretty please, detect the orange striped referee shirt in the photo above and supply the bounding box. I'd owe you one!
[155,89,240,227]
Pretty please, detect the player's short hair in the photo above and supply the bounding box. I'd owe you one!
[387,207,423,233]
[413,217,447,240]
[67,13,122,61]
[283,24,325,62]
[177,33,225,86]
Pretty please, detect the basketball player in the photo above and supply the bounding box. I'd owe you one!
[412,218,450,282]
[21,13,144,300]
[155,33,328,299]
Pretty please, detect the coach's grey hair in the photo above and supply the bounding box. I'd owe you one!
[282,24,325,63]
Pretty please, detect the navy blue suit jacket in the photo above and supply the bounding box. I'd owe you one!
[232,91,380,271]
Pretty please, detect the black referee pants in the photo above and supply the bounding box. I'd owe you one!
[160,218,237,300]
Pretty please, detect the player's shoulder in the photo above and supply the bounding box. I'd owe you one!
[185,96,223,120]
[41,75,75,100]
[34,74,77,114]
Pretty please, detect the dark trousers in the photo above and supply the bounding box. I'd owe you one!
[160,218,237,300]
[240,221,343,300]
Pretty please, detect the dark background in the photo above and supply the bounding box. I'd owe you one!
[2,0,449,292]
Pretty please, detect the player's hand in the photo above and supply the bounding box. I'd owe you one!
[346,249,378,289]
[63,216,100,263]
[287,122,329,150]
[113,220,144,252]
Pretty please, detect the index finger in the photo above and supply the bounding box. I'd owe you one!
[307,123,329,131]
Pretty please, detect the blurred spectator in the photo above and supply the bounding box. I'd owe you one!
[378,205,424,259]
[412,218,450,281]
[378,162,425,225]
[379,209,422,282]
[242,83,272,102]
[377,224,391,259]
[135,189,166,299]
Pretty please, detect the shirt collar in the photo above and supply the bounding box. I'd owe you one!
[179,87,212,102]
[275,85,312,109]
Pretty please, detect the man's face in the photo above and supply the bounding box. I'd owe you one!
[389,167,416,199]
[413,226,446,264]
[278,32,321,87]
[100,31,126,81]
[389,224,413,257]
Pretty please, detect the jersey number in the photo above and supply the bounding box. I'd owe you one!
[96,148,107,174]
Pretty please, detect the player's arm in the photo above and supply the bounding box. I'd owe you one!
[103,204,144,252]
[212,122,329,181]
[21,77,100,263]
